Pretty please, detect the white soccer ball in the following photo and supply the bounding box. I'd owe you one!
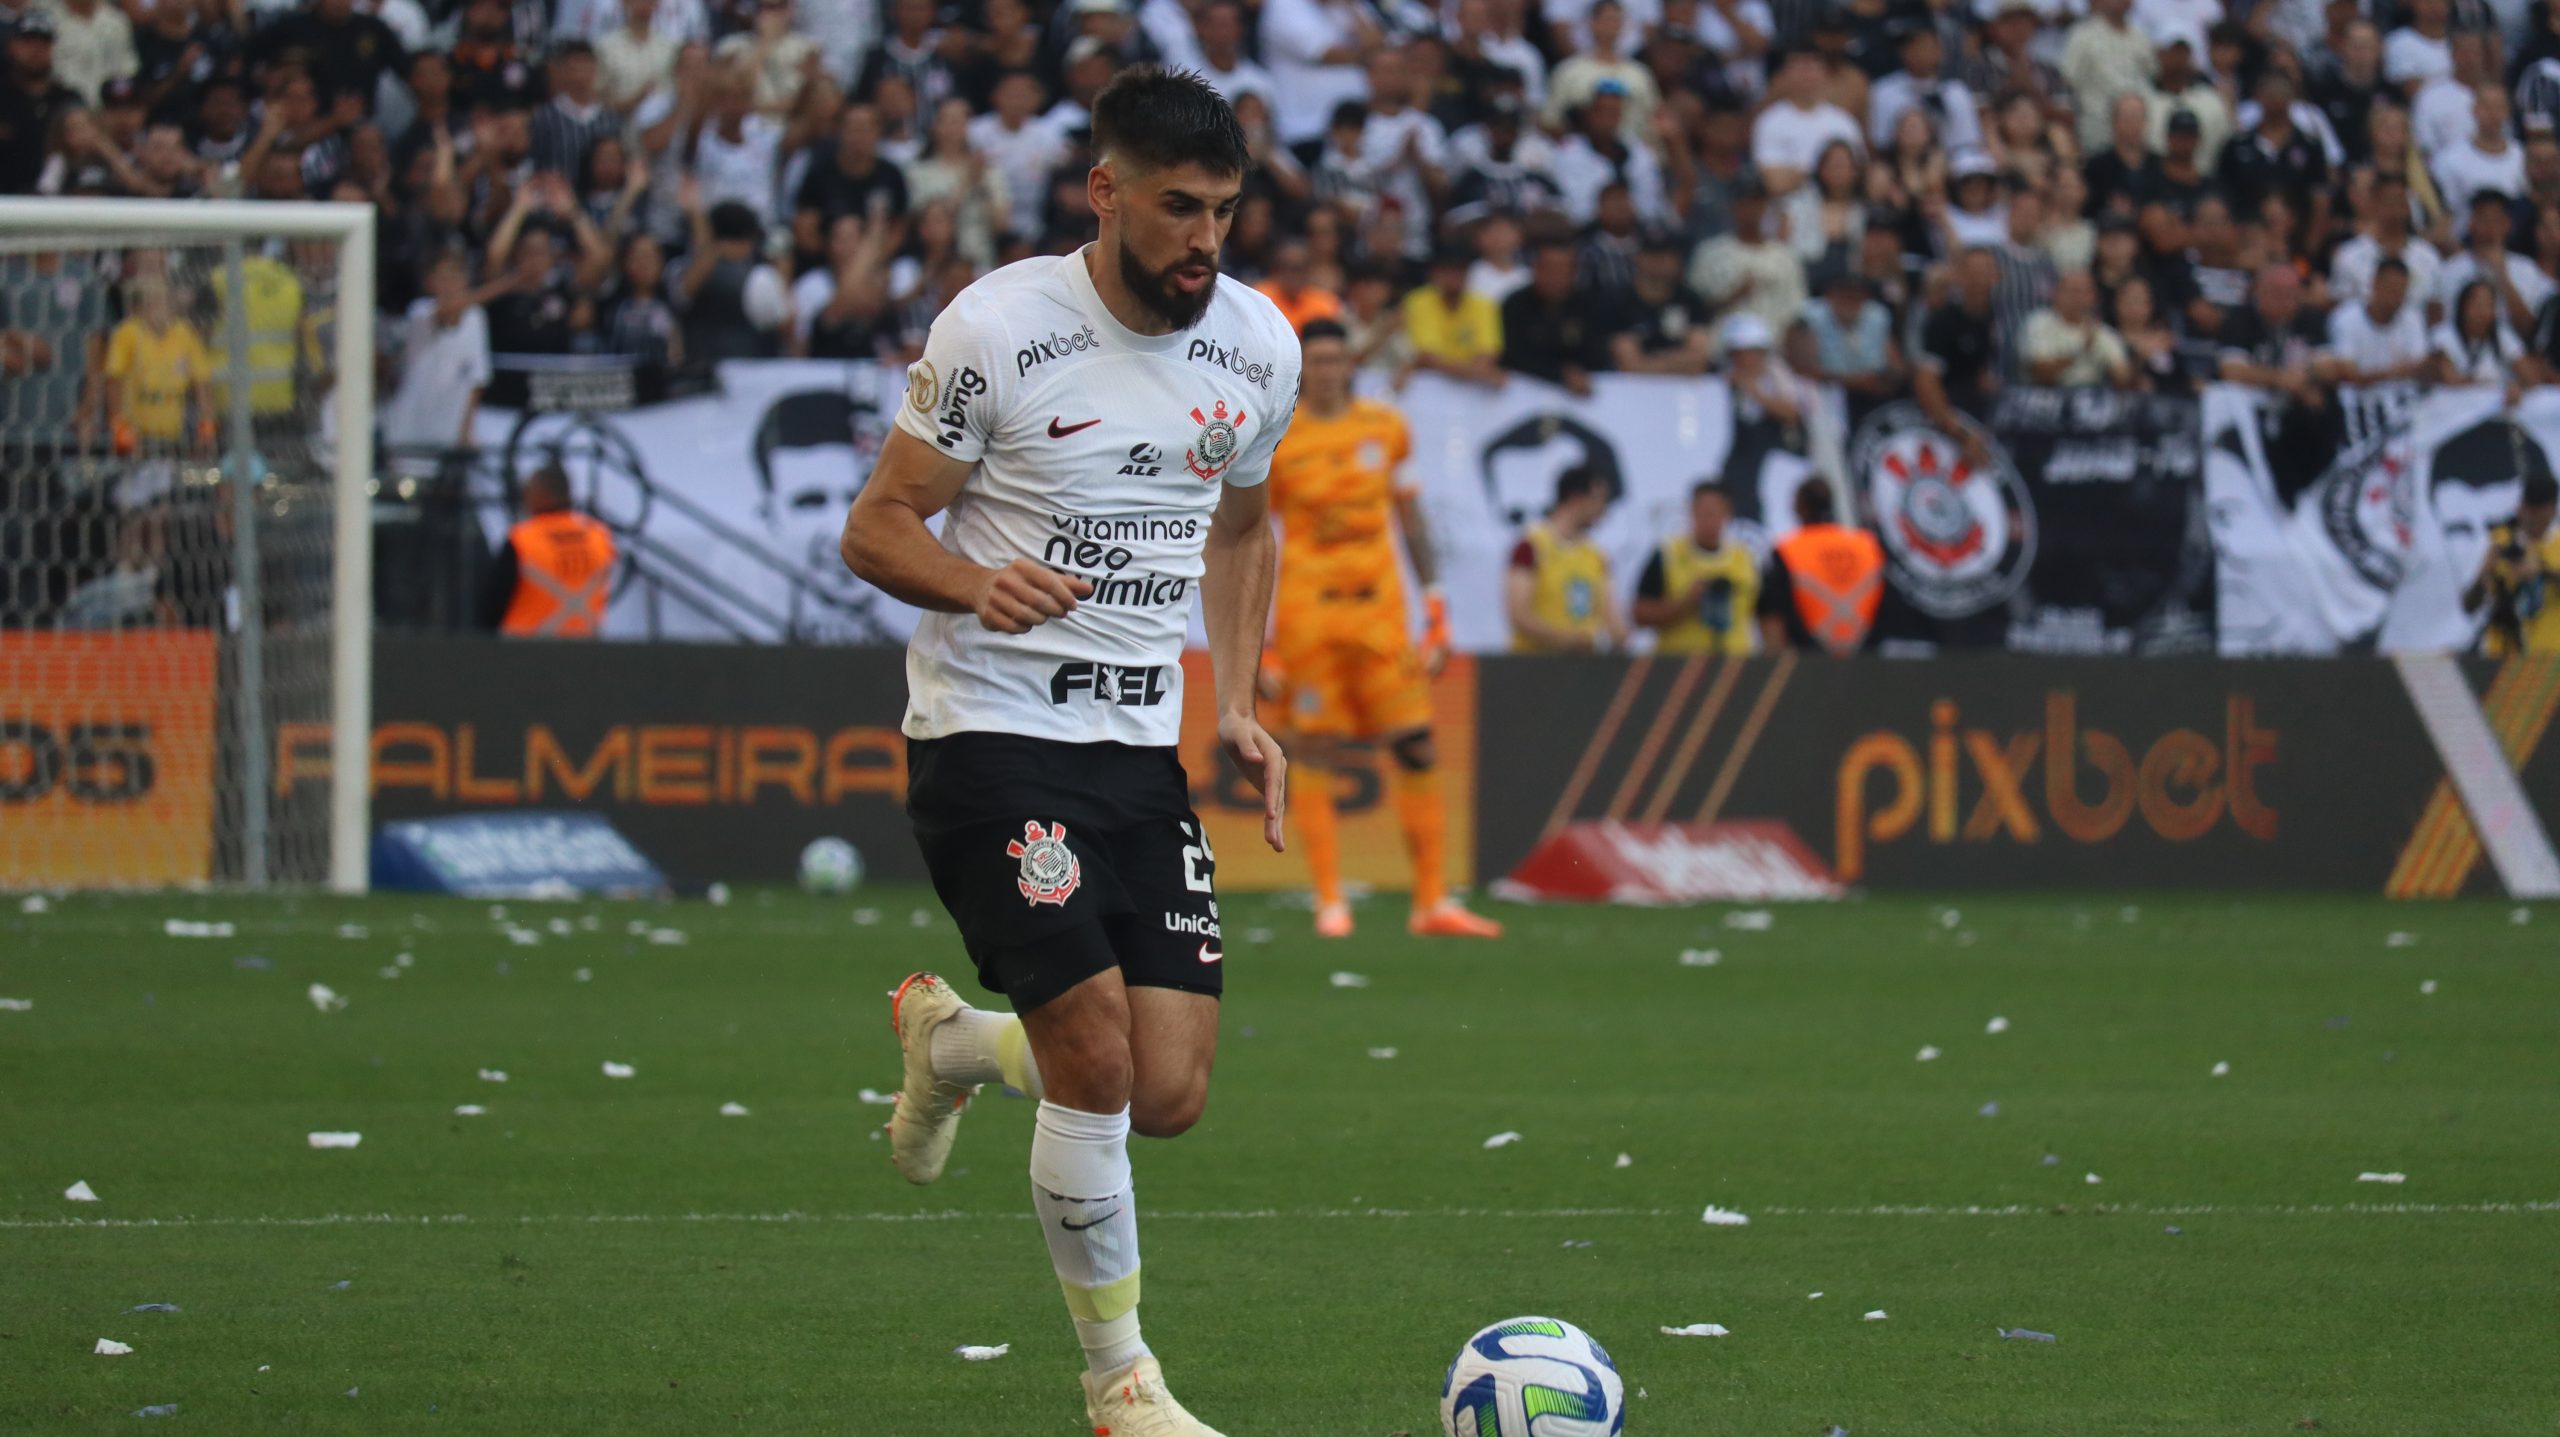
[1441,1316,1625,1437]
[798,837,864,895]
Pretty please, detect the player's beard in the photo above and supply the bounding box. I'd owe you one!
[1118,235,1219,332]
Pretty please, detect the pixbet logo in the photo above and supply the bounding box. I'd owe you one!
[1017,324,1100,377]
[1184,337,1274,389]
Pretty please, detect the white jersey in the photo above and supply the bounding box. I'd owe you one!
[894,249,1302,747]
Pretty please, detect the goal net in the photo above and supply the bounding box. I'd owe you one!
[0,200,374,892]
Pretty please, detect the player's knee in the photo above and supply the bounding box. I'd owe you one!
[1388,728,1436,773]
[1131,1082,1208,1139]
[1037,1027,1135,1112]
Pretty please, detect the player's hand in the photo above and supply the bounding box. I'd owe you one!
[1219,711,1288,853]
[973,558,1091,633]
[1419,588,1452,677]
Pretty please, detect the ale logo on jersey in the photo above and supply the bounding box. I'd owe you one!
[1007,820,1082,905]
[1186,401,1247,481]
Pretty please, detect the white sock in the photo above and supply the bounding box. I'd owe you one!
[929,1008,1043,1097]
[1030,1101,1149,1377]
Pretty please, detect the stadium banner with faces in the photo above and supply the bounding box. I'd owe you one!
[475,362,2539,661]
[0,631,218,887]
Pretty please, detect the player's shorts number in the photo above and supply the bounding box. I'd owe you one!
[1180,820,1215,893]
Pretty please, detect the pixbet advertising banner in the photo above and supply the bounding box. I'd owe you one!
[0,632,218,887]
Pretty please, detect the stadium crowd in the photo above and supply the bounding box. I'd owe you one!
[5,0,2560,650]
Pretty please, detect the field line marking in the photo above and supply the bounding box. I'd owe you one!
[6,1201,2556,1231]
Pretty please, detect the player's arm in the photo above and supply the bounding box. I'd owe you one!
[1392,487,1452,671]
[1203,473,1288,852]
[840,427,1091,631]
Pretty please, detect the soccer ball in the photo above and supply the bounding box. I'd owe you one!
[798,837,864,895]
[1441,1317,1625,1437]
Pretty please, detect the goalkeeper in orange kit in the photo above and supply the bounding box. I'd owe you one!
[1261,319,1501,939]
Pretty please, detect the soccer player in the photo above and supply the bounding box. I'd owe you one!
[839,67,1299,1437]
[1264,318,1502,941]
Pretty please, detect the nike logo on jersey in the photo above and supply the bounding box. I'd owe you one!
[1197,942,1223,964]
[1047,416,1101,438]
[1061,1208,1122,1232]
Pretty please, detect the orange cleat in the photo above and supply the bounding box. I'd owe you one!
[1408,900,1504,939]
[1314,902,1354,939]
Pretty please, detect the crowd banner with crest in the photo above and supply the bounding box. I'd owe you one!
[479,362,2546,657]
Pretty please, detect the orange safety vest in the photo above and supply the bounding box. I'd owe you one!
[1774,522,1883,655]
[500,511,616,638]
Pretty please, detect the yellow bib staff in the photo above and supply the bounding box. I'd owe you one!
[1651,536,1761,654]
[1513,522,1614,653]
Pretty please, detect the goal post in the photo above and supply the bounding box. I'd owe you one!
[0,198,375,892]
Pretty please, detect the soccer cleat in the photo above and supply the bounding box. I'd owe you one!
[885,972,975,1185]
[1081,1355,1229,1437]
[1314,902,1354,939]
[1408,899,1504,939]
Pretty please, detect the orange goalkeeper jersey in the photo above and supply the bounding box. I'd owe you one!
[1269,398,1415,646]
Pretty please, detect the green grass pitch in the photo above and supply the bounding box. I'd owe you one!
[4,888,2557,1434]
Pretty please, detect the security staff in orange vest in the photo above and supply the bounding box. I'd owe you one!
[1757,478,1883,655]
[485,465,616,638]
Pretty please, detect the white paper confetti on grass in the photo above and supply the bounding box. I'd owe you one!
[2419,979,2438,995]
[953,1344,1010,1361]
[1978,1102,2000,1117]
[1699,1205,1750,1226]
[306,983,347,1013]
[720,1102,751,1117]
[706,883,732,906]
[2211,1061,2231,1077]
[394,953,414,968]
[1998,1328,2058,1343]
[602,1061,636,1079]
[852,908,880,926]
[1915,1045,1942,1062]
[1615,1153,1634,1169]
[478,1069,508,1083]
[574,968,593,983]
[1481,1131,1523,1149]
[164,919,236,938]
[453,1104,486,1117]
[0,997,30,1011]
[1862,1310,1888,1322]
[1660,1323,1729,1338]
[2385,931,2416,948]
[377,966,402,980]
[505,927,541,947]
[1677,948,1721,967]
[21,894,49,914]
[1328,971,1371,988]
[64,1180,98,1202]
[1723,909,1773,930]
[1367,1047,1399,1059]
[909,910,932,928]
[2357,1171,2407,1184]
[95,1338,133,1355]
[546,918,573,936]
[2085,1172,2103,1185]
[336,924,369,939]
[646,928,688,946]
[133,1405,179,1418]
[1937,908,1962,929]
[2513,907,2533,925]
[307,1131,362,1149]
[1807,1292,1824,1300]
[856,1088,897,1105]
[1985,1016,2010,1035]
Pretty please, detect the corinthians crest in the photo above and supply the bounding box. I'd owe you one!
[1186,400,1248,481]
[1006,820,1082,906]
[1849,402,2035,619]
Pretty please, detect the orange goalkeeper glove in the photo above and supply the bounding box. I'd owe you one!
[1420,587,1451,676]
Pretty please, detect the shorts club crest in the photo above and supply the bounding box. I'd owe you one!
[1008,820,1083,905]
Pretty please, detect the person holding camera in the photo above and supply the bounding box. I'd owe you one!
[2468,468,2560,657]
[1633,480,1759,655]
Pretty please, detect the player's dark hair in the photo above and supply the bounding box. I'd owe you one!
[1091,66,1249,177]
[1554,464,1613,509]
[1299,317,1350,344]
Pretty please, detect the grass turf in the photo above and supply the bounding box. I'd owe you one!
[2,888,2556,1435]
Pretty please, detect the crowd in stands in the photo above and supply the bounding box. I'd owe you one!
[19,0,2560,441]
[6,0,2560,646]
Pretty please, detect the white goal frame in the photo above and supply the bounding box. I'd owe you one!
[0,198,375,892]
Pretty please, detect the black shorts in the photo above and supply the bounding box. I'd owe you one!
[906,731,1224,1012]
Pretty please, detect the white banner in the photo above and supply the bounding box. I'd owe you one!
[2206,383,2558,656]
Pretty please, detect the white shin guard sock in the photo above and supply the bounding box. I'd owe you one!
[928,1008,1044,1097]
[1030,1101,1148,1377]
